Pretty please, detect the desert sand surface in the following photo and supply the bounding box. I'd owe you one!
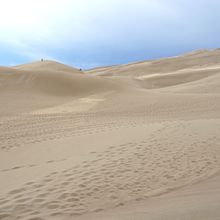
[0,50,220,220]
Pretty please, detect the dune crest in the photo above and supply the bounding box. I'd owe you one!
[14,60,82,73]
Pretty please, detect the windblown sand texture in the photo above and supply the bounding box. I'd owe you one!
[1,50,220,220]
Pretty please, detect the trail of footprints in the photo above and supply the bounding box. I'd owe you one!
[0,121,220,220]
[0,113,150,151]
[0,158,67,173]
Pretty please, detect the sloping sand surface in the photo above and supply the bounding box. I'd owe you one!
[77,169,220,220]
[86,49,220,76]
[1,51,220,220]
[0,63,122,116]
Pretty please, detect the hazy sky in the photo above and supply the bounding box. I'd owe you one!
[0,0,220,69]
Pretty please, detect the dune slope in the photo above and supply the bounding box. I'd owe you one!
[0,63,122,115]
[86,49,220,77]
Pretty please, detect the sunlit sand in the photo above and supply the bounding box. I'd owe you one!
[1,50,220,220]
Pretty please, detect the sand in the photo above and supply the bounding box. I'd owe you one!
[0,51,220,220]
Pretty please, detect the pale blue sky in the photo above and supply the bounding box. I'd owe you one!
[0,0,220,69]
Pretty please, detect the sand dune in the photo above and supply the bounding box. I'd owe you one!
[1,50,220,220]
[0,62,123,115]
[86,49,220,76]
[2,61,119,96]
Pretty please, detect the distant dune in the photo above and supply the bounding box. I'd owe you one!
[86,48,220,76]
[0,49,220,220]
[0,61,122,115]
[1,63,119,96]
